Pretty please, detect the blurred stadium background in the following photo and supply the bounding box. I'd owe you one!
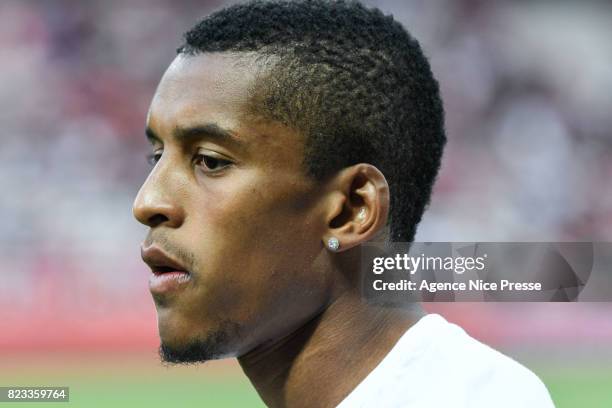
[1,0,611,406]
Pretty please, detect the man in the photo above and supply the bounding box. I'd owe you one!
[133,1,555,406]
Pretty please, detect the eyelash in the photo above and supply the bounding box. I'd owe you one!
[146,152,233,173]
[146,152,162,166]
[194,154,233,172]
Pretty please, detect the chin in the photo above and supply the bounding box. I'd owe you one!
[156,310,242,363]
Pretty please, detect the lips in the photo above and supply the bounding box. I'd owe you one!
[141,245,192,295]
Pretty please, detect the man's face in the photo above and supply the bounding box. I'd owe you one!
[133,53,332,360]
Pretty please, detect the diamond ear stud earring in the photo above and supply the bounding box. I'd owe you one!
[327,237,340,251]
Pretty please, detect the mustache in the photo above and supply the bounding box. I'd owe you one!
[144,233,196,271]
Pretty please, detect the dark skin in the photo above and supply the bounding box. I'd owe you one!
[133,53,422,408]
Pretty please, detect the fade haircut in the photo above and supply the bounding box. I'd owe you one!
[178,0,445,242]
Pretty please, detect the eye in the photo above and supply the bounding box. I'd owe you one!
[146,151,162,166]
[194,154,233,173]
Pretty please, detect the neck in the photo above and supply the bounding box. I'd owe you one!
[238,292,423,408]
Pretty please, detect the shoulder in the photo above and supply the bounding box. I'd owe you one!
[421,314,556,407]
[338,314,555,408]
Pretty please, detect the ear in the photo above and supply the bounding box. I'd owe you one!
[321,164,390,252]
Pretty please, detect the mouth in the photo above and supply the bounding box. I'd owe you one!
[141,245,192,296]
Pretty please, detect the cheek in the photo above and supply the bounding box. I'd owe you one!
[181,176,327,335]
[192,172,314,247]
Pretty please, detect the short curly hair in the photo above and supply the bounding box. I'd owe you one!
[178,0,446,242]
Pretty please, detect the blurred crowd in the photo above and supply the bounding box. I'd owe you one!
[1,0,611,350]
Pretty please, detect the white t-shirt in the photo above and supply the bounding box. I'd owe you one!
[337,313,555,408]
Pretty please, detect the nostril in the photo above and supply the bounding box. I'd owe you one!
[148,213,170,228]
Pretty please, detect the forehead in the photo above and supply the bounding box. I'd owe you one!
[147,52,261,135]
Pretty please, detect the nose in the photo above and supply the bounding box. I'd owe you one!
[132,166,185,229]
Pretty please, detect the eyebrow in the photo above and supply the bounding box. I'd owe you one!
[145,123,245,150]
